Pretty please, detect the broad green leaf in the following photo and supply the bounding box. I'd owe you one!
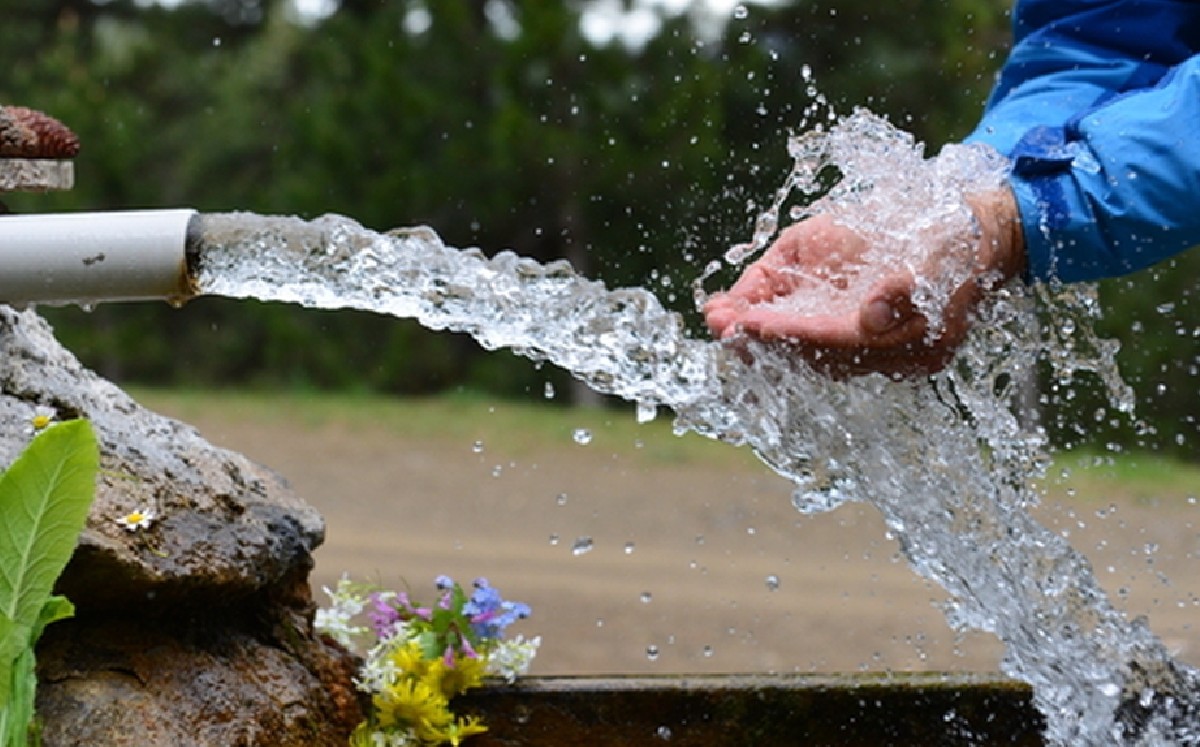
[0,420,98,634]
[0,613,26,706]
[0,645,37,747]
[0,612,35,747]
[0,421,97,747]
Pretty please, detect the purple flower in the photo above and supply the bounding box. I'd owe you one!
[462,578,531,639]
[367,592,401,638]
[460,635,478,659]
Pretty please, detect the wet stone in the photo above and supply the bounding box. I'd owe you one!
[0,307,360,746]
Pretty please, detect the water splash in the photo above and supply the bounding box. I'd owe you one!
[194,110,1198,744]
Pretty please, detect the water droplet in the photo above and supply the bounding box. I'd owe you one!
[640,591,652,603]
[624,541,636,555]
[702,645,714,658]
[548,533,559,546]
[732,4,748,20]
[189,99,1161,743]
[646,644,660,661]
[572,428,593,445]
[572,536,594,555]
[636,401,657,423]
[555,492,568,507]
[543,381,555,399]
[472,440,484,454]
[656,725,672,740]
[765,574,780,591]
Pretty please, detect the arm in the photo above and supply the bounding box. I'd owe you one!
[967,0,1200,281]
[705,0,1200,377]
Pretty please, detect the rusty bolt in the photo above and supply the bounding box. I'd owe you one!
[0,106,80,159]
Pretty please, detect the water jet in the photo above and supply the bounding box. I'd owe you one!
[4,106,1199,745]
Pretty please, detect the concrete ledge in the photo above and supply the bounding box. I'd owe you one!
[459,673,1044,746]
[0,158,74,192]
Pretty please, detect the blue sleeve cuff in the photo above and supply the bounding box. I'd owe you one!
[976,55,1200,283]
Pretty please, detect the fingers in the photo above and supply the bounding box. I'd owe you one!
[702,212,968,377]
[733,307,859,344]
[706,267,959,378]
[703,293,743,339]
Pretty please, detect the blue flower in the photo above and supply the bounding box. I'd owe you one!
[462,578,531,639]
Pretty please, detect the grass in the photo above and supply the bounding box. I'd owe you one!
[128,387,1200,501]
[1043,448,1200,503]
[128,386,767,471]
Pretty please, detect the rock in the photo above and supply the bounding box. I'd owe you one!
[0,308,361,745]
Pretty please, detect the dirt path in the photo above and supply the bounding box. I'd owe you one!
[142,393,1200,676]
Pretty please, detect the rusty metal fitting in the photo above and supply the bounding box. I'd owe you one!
[0,106,79,159]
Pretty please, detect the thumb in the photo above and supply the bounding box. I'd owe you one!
[861,273,917,336]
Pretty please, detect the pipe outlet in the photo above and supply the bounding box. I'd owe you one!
[0,209,199,306]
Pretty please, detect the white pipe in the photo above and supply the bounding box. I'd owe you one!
[0,209,198,305]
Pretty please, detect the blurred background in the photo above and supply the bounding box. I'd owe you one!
[4,0,1198,458]
[3,0,1200,674]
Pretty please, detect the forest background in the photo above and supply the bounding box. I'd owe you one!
[3,0,1197,458]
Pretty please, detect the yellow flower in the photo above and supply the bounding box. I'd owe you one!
[429,652,486,699]
[346,723,385,747]
[443,715,488,746]
[373,676,452,741]
[388,639,433,680]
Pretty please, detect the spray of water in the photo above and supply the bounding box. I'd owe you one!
[195,110,1199,744]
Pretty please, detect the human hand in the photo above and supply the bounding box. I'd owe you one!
[704,188,1024,377]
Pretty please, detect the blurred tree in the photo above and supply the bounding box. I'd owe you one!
[13,0,1190,460]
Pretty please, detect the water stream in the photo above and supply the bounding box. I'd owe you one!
[194,110,1199,744]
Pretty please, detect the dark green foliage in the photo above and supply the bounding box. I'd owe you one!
[9,0,1194,459]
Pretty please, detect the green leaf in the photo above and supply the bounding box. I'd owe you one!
[0,613,27,706]
[0,421,97,747]
[31,596,74,644]
[0,612,35,747]
[0,420,98,633]
[1,646,36,747]
[417,630,440,661]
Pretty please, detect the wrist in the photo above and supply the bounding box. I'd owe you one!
[966,186,1026,283]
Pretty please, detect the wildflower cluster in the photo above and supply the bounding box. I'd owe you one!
[317,575,539,747]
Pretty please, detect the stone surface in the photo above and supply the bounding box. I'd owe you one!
[0,158,74,192]
[0,307,361,745]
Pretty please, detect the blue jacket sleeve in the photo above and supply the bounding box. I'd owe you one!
[965,1,1200,282]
